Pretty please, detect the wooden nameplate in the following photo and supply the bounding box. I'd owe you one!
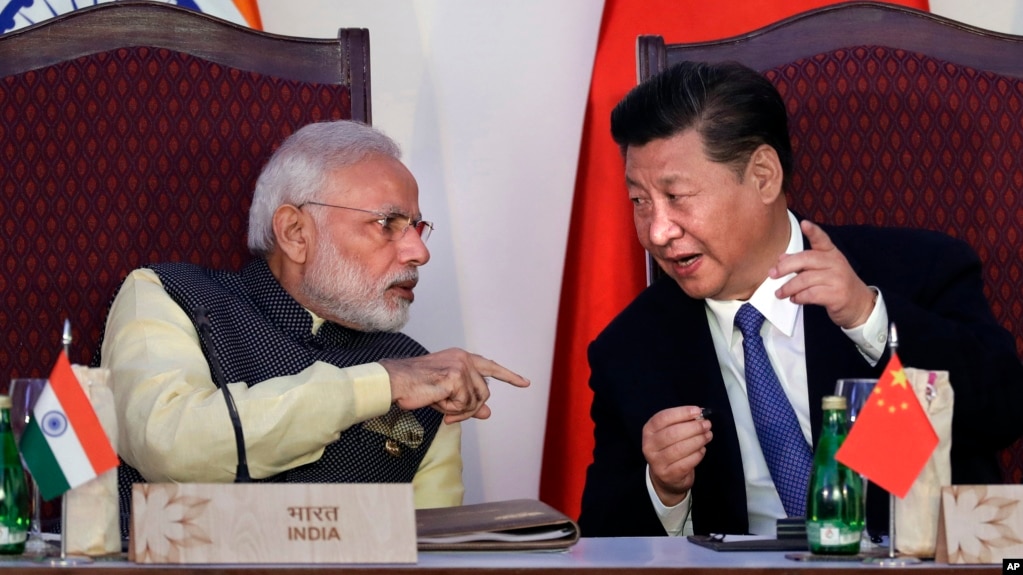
[129,483,416,564]
[935,485,1023,564]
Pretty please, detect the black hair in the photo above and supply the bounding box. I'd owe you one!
[610,60,792,187]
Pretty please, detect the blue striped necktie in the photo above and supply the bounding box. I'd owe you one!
[734,303,813,517]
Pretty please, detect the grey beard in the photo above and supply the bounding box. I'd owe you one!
[301,245,415,333]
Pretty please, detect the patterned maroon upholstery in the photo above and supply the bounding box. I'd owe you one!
[0,3,368,529]
[0,47,353,381]
[0,4,367,394]
[769,47,1023,356]
[769,48,1023,482]
[637,3,1023,482]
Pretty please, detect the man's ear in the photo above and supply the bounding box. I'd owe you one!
[747,144,784,205]
[271,204,311,264]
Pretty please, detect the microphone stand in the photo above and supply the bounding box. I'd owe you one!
[193,307,251,483]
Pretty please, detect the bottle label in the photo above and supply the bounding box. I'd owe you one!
[808,521,860,547]
[0,526,26,544]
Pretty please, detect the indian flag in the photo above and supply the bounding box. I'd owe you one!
[18,352,119,502]
[1,0,263,35]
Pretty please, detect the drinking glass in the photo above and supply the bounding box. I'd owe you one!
[834,378,876,552]
[9,378,55,557]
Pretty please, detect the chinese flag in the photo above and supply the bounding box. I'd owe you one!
[836,353,938,498]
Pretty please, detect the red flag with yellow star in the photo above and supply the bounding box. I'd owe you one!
[836,353,938,498]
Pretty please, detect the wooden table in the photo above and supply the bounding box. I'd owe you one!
[0,537,1002,574]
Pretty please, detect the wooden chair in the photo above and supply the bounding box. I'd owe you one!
[0,0,370,380]
[0,0,371,528]
[637,1,1023,482]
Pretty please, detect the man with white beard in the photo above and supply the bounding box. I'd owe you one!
[100,120,529,532]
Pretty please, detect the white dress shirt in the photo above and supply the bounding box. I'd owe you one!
[648,211,889,535]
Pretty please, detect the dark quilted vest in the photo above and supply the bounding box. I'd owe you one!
[116,258,443,534]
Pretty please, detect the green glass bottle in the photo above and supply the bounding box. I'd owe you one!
[806,395,864,555]
[0,395,29,555]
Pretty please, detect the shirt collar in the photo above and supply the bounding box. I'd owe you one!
[706,211,803,343]
[309,310,327,335]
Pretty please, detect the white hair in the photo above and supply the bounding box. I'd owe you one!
[247,120,402,256]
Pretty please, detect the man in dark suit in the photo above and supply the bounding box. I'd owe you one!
[578,61,1023,537]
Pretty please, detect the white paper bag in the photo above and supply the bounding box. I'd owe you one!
[895,367,953,557]
[64,365,120,556]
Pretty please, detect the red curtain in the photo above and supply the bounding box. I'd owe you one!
[540,0,930,520]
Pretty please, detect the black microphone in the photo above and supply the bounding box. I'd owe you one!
[193,306,251,483]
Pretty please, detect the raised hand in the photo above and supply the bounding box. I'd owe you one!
[379,348,530,423]
[771,220,877,329]
[642,406,712,506]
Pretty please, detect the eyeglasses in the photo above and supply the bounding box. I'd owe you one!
[301,201,434,243]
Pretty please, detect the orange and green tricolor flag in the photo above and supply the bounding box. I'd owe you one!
[18,351,118,501]
[0,0,262,35]
[836,352,938,498]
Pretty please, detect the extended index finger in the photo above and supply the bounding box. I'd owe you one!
[800,219,835,251]
[772,221,835,279]
[471,355,531,388]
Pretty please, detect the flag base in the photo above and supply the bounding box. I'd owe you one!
[45,554,93,566]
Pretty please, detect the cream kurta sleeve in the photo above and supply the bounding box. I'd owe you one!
[413,420,463,508]
[102,267,462,497]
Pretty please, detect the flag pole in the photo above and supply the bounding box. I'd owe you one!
[870,323,920,566]
[886,322,898,561]
[60,319,71,563]
[51,319,92,566]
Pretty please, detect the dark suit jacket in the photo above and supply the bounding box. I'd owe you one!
[578,224,1023,537]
